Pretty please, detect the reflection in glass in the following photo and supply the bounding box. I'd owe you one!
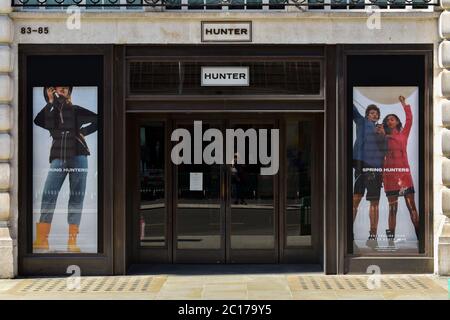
[139,123,166,247]
[286,121,312,247]
[129,61,321,96]
[176,123,222,249]
[230,124,275,249]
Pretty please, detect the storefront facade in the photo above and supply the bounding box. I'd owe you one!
[0,1,449,277]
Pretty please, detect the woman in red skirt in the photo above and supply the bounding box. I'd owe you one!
[381,95,419,240]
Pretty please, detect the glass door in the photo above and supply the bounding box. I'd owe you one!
[226,121,278,263]
[173,120,225,263]
[139,123,167,248]
[130,114,322,265]
[172,119,279,263]
[130,118,171,263]
[281,117,322,263]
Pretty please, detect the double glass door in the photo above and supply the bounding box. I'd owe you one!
[175,121,277,263]
[129,115,320,264]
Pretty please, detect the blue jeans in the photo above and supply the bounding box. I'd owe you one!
[39,155,88,226]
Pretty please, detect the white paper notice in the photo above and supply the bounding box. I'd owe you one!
[189,172,203,191]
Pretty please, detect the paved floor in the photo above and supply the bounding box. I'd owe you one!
[0,267,448,300]
[0,265,450,300]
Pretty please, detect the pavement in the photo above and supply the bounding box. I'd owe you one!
[0,266,448,300]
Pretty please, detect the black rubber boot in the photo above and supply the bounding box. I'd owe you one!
[386,229,395,240]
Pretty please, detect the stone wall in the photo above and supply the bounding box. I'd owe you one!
[0,0,14,279]
[438,0,450,276]
[10,11,440,44]
[0,7,445,277]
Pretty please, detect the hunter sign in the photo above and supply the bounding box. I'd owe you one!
[201,21,252,42]
[201,67,250,87]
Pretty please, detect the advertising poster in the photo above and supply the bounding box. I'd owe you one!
[32,86,98,253]
[352,87,420,254]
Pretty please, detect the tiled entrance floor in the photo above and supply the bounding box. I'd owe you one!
[0,271,447,300]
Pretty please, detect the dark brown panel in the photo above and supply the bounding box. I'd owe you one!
[346,257,434,274]
[113,45,127,275]
[125,44,325,59]
[325,45,338,275]
[337,45,347,275]
[126,99,325,112]
[424,49,434,256]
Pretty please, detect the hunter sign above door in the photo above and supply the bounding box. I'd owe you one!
[201,67,250,86]
[201,21,252,42]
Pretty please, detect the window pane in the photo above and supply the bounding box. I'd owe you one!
[206,0,221,9]
[188,0,204,9]
[176,123,222,249]
[285,121,312,247]
[129,61,322,95]
[129,62,181,94]
[229,0,245,9]
[139,123,166,247]
[246,0,262,9]
[165,0,182,9]
[230,124,275,249]
[269,0,285,10]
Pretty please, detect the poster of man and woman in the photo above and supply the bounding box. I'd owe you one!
[352,86,420,253]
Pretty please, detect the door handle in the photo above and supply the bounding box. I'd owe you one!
[222,165,228,201]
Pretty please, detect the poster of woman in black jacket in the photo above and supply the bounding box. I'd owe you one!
[33,86,98,253]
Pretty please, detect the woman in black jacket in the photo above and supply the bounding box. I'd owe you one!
[33,86,97,253]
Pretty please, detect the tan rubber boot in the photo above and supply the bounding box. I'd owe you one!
[68,224,81,253]
[33,222,51,251]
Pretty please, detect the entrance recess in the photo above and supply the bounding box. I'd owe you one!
[128,114,322,264]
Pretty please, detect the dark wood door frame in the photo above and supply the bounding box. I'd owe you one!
[126,113,324,267]
[17,44,433,276]
[116,44,332,274]
[339,45,434,274]
[17,44,333,276]
[108,44,437,275]
[127,116,173,264]
[18,44,115,276]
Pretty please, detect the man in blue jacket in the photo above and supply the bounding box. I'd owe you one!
[353,103,386,241]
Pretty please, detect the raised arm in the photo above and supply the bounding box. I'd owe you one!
[353,103,364,123]
[399,96,412,138]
